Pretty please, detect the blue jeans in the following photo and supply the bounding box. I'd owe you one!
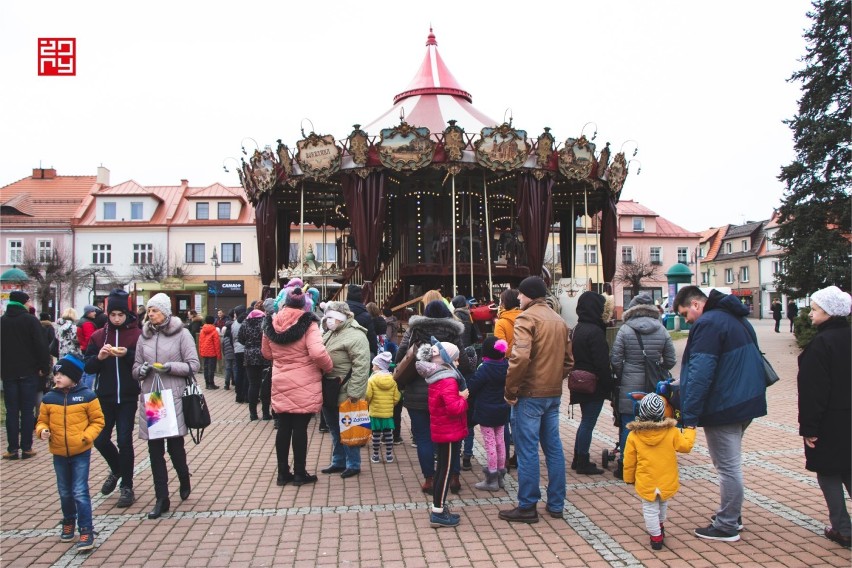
[574,399,604,456]
[705,421,749,534]
[512,396,565,511]
[94,400,138,488]
[224,358,238,387]
[408,408,461,479]
[53,450,93,533]
[463,425,475,457]
[3,375,39,453]
[80,372,96,390]
[322,405,361,470]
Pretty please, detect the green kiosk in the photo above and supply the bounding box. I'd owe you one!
[665,264,694,331]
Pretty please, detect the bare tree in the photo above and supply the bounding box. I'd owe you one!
[131,249,192,282]
[19,243,104,314]
[614,249,661,298]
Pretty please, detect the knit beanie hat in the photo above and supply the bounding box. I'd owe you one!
[628,292,654,309]
[482,337,508,360]
[146,293,172,316]
[263,297,276,313]
[431,341,459,363]
[451,295,468,309]
[372,351,393,371]
[83,304,99,317]
[811,286,852,317]
[106,288,132,315]
[424,300,452,319]
[638,393,666,422]
[285,287,307,309]
[53,355,85,384]
[205,315,215,324]
[347,284,363,303]
[9,290,29,304]
[518,276,548,299]
[307,287,320,305]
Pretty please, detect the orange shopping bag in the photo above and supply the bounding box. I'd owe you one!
[339,399,371,447]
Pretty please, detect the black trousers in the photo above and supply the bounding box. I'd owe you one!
[94,400,138,488]
[148,436,189,499]
[246,365,264,417]
[433,441,460,509]
[276,413,313,474]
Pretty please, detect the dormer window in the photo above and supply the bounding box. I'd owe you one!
[632,217,644,232]
[741,239,748,252]
[725,242,732,254]
[131,202,143,220]
[103,202,116,220]
[218,202,231,220]
[196,202,209,220]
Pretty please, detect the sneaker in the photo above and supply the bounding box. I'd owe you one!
[21,449,37,459]
[393,436,403,445]
[430,509,460,528]
[461,456,472,471]
[101,472,119,495]
[371,454,381,464]
[60,519,75,542]
[2,451,19,460]
[385,454,394,463]
[410,441,418,448]
[318,426,330,433]
[710,515,744,531]
[116,487,135,508]
[76,531,95,551]
[695,525,740,542]
[650,534,664,550]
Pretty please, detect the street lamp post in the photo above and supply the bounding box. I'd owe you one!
[210,246,220,313]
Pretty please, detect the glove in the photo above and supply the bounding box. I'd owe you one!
[138,362,151,377]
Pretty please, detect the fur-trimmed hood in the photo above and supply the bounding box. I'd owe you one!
[622,303,662,324]
[263,309,320,345]
[407,314,464,339]
[627,417,678,431]
[141,314,185,339]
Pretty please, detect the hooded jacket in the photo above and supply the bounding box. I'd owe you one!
[76,314,99,352]
[261,308,333,414]
[365,371,401,418]
[417,344,468,443]
[1,303,50,379]
[610,303,676,415]
[467,358,510,427]
[197,323,221,358]
[505,298,573,401]
[221,322,236,360]
[494,307,522,358]
[132,315,200,439]
[797,317,850,474]
[679,290,766,427]
[568,293,612,405]
[396,315,471,411]
[622,418,695,501]
[321,316,371,405]
[36,383,105,457]
[346,299,378,357]
[453,306,482,349]
[84,316,142,404]
[239,310,269,366]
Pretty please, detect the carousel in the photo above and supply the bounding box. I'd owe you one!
[235,29,634,310]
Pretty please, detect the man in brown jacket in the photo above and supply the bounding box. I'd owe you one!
[499,276,573,524]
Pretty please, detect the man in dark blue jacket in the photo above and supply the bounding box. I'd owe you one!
[674,286,766,543]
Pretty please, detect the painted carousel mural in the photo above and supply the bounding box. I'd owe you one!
[234,29,635,310]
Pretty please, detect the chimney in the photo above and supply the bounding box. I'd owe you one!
[32,168,57,180]
[97,166,110,186]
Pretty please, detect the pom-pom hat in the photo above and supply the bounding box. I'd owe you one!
[482,336,508,360]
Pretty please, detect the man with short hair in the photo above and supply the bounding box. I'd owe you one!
[1,291,50,460]
[674,285,767,542]
[499,276,572,523]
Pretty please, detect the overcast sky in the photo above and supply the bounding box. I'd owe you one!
[1,0,812,232]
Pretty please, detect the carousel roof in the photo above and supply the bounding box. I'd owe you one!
[364,29,497,135]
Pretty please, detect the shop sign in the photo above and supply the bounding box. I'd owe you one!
[206,280,245,297]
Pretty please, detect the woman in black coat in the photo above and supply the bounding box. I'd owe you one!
[797,286,851,549]
[569,292,612,475]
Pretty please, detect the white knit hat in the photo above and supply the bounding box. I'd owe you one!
[811,286,852,317]
[146,293,172,316]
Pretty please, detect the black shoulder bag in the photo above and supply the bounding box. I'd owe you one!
[183,376,212,444]
[632,328,672,394]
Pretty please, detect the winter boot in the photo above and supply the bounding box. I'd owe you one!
[178,472,192,500]
[614,460,624,480]
[474,468,500,492]
[497,468,507,489]
[570,450,578,471]
[576,453,604,475]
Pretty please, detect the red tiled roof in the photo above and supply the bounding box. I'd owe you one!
[654,216,701,238]
[616,200,659,217]
[172,185,253,225]
[1,173,97,227]
[75,182,184,226]
[700,225,729,262]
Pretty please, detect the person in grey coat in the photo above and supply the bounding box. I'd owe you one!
[132,293,200,520]
[610,293,676,478]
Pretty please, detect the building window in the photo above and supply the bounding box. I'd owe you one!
[741,239,749,252]
[103,202,116,220]
[701,271,709,285]
[621,246,634,263]
[772,260,781,274]
[741,266,749,282]
[650,247,662,264]
[315,243,337,263]
[92,244,112,264]
[698,246,706,259]
[288,243,301,264]
[196,202,209,220]
[221,243,241,263]
[677,247,689,264]
[725,242,732,254]
[133,243,153,264]
[37,240,53,262]
[217,202,231,220]
[725,268,734,284]
[583,245,597,265]
[131,202,143,220]
[8,240,22,264]
[186,243,205,263]
[632,217,644,232]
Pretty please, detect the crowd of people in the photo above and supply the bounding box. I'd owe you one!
[1,278,849,553]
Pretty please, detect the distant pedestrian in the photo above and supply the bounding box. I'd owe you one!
[771,299,783,333]
[197,315,221,389]
[623,393,696,551]
[787,300,799,333]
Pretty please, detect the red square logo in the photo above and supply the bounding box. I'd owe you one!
[38,38,76,76]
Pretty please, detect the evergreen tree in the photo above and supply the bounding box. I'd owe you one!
[776,0,851,296]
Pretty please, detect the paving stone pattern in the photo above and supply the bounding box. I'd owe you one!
[1,319,850,567]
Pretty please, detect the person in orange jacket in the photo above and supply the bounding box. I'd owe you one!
[197,315,221,389]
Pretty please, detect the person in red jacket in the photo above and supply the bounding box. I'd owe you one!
[197,315,221,389]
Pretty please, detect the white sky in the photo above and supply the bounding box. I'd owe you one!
[1,0,811,232]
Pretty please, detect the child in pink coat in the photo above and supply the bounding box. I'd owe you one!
[416,341,469,529]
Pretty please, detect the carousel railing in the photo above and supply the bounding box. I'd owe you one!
[370,248,402,308]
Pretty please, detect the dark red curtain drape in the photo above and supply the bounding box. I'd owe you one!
[341,171,387,280]
[255,194,277,290]
[601,194,618,283]
[516,173,553,279]
[558,211,575,278]
[277,209,292,284]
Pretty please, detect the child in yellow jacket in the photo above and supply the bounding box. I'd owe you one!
[623,393,695,551]
[365,352,400,464]
[36,355,105,552]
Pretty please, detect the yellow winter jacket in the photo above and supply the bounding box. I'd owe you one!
[623,418,695,501]
[365,371,401,418]
[494,308,522,358]
[36,384,105,457]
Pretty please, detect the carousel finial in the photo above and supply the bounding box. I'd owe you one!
[427,26,437,46]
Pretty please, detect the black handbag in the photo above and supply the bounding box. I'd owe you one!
[736,319,780,387]
[322,369,351,410]
[183,377,211,444]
